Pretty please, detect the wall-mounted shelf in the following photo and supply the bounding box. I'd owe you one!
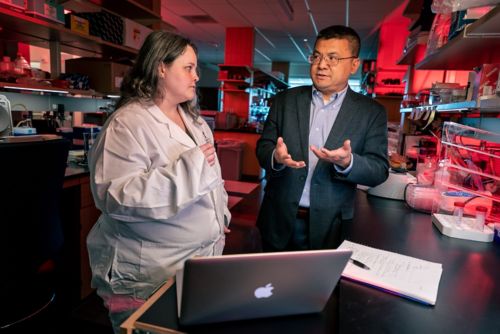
[218,64,289,89]
[217,64,288,123]
[220,89,248,93]
[0,82,114,98]
[399,98,500,114]
[415,5,500,70]
[248,87,275,95]
[217,79,249,84]
[0,82,117,114]
[400,107,413,113]
[253,68,288,89]
[397,42,426,65]
[0,6,138,59]
[377,84,406,89]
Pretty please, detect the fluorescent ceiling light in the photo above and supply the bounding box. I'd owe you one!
[279,0,294,21]
[303,39,313,54]
[288,34,308,62]
[304,0,318,35]
[346,0,350,26]
[255,27,276,48]
[254,48,271,62]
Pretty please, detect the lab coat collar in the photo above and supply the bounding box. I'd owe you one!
[148,103,197,148]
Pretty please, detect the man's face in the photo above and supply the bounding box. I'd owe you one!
[310,38,360,98]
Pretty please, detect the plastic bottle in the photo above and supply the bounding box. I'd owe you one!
[475,206,488,231]
[453,201,465,226]
[434,159,450,193]
[0,56,11,72]
[0,56,14,80]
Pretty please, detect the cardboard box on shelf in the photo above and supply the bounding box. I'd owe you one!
[123,18,152,50]
[77,11,123,45]
[476,63,500,97]
[65,58,131,94]
[25,0,64,24]
[65,14,90,36]
[0,0,26,11]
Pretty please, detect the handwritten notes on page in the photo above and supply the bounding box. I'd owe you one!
[338,240,443,305]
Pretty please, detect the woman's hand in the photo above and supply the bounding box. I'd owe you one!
[200,143,216,166]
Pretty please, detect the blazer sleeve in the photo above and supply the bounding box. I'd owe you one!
[333,100,389,188]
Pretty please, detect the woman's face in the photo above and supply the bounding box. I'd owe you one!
[159,45,199,104]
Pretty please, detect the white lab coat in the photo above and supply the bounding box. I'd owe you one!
[87,101,230,300]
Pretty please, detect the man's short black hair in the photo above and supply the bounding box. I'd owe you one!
[315,25,361,57]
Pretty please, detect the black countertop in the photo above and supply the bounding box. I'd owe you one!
[339,191,500,333]
[64,162,89,179]
[132,190,500,334]
[215,128,261,134]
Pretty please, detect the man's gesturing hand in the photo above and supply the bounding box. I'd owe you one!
[310,139,352,168]
[273,137,306,169]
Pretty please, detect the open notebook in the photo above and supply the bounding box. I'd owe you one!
[175,249,352,326]
[338,240,443,305]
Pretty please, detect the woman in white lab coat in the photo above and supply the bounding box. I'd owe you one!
[86,31,231,333]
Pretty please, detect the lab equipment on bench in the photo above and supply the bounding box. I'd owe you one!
[431,122,499,242]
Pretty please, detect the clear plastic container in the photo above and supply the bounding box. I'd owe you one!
[453,201,465,225]
[436,122,500,223]
[434,159,451,193]
[416,154,437,186]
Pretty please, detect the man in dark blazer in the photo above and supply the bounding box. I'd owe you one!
[256,25,389,251]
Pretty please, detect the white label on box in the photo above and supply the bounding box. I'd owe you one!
[115,76,123,88]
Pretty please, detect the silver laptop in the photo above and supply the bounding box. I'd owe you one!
[175,249,352,326]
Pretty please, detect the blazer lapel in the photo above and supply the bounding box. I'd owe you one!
[297,87,312,161]
[324,88,357,150]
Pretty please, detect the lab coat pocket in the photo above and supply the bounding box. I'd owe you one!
[109,242,142,294]
[139,241,200,287]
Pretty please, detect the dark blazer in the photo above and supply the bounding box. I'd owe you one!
[256,86,389,249]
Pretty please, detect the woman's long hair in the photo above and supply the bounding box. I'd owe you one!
[115,31,200,120]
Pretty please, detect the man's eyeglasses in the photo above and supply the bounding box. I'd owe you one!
[308,54,357,66]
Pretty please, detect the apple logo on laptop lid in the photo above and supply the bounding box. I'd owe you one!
[254,283,274,299]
